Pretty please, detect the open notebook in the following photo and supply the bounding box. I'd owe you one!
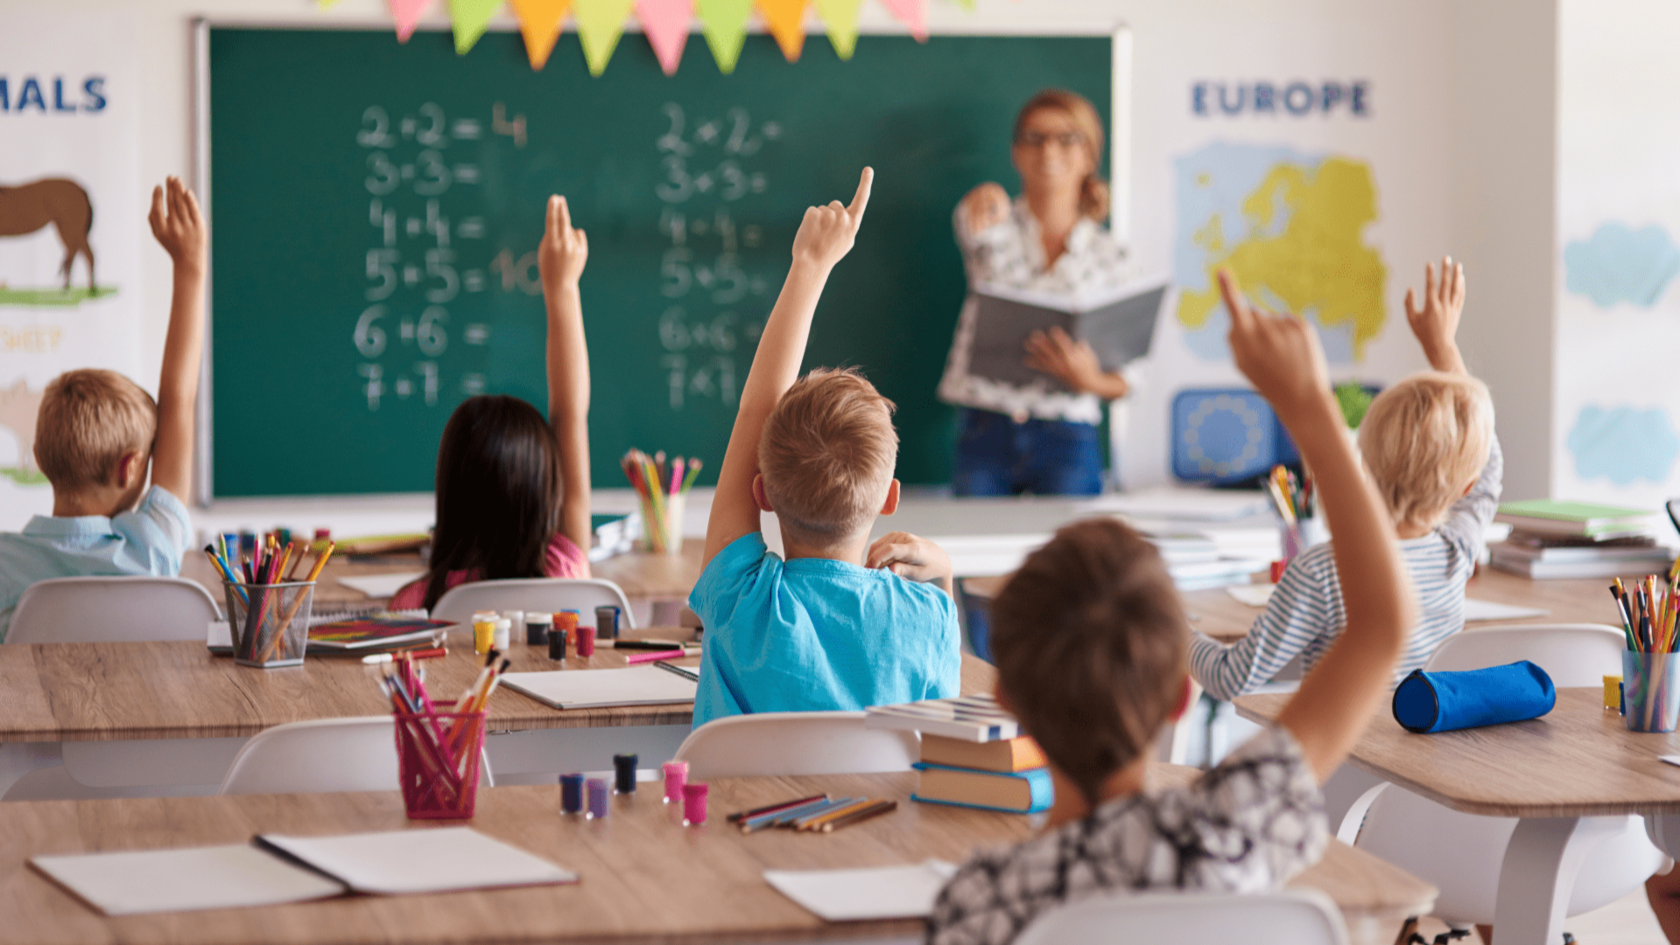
[32,827,577,916]
[765,860,958,921]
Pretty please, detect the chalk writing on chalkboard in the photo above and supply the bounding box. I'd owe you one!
[652,103,782,410]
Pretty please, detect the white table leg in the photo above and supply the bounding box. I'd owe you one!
[1492,816,1622,945]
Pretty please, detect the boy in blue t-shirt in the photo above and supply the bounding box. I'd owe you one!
[688,168,962,728]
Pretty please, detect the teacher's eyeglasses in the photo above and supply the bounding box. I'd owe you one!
[1014,131,1084,150]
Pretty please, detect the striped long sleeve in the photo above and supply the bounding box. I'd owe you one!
[1189,435,1504,702]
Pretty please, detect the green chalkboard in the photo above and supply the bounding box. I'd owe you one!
[208,27,1111,497]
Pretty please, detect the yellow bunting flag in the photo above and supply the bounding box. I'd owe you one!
[812,0,861,59]
[449,0,503,53]
[756,0,808,61]
[636,0,694,75]
[878,0,926,41]
[389,0,434,43]
[510,0,571,68]
[574,0,637,75]
[695,0,753,73]
[318,0,341,8]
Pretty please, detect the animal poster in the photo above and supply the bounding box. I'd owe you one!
[0,10,141,527]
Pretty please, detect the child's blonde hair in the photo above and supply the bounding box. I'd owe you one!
[34,369,157,492]
[758,367,898,543]
[1358,371,1494,532]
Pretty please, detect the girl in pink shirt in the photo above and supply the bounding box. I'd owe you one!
[393,195,595,612]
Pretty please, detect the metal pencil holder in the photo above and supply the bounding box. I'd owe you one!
[222,580,316,669]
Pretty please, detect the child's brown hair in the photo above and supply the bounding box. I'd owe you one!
[34,369,157,492]
[757,367,897,543]
[991,518,1189,803]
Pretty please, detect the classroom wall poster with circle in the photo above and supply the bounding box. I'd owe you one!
[0,10,142,529]
[1118,12,1450,489]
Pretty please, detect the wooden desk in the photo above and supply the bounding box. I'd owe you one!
[0,632,995,743]
[1,769,1432,944]
[1235,688,1680,945]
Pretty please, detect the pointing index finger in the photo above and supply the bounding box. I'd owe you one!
[556,195,572,233]
[1217,269,1252,330]
[847,167,873,220]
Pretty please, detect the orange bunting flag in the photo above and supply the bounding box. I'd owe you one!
[389,0,434,42]
[812,0,861,59]
[695,0,753,73]
[510,0,571,68]
[636,0,694,75]
[756,0,808,61]
[574,0,637,75]
[449,0,503,53]
[878,0,926,41]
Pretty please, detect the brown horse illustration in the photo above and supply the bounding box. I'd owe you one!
[0,178,95,291]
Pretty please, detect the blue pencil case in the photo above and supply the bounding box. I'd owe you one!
[1391,661,1556,734]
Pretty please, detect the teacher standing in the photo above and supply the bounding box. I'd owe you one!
[938,89,1131,497]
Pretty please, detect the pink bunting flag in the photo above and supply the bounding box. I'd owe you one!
[510,0,571,69]
[755,0,808,61]
[389,0,434,43]
[636,0,693,75]
[878,0,926,42]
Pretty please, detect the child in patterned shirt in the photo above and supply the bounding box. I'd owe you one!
[926,270,1418,945]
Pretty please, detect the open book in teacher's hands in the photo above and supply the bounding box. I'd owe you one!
[967,276,1170,391]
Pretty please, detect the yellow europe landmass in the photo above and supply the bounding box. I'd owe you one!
[1178,157,1386,359]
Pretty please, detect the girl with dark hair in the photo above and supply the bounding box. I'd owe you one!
[391,195,594,611]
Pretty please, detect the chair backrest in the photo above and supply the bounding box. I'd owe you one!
[1013,890,1349,945]
[220,717,495,796]
[8,576,220,643]
[1426,623,1626,687]
[673,711,920,780]
[431,578,636,627]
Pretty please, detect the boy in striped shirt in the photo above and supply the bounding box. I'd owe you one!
[1190,257,1499,701]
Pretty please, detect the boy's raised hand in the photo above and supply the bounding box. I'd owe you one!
[147,177,206,274]
[1219,269,1334,427]
[539,195,588,294]
[790,167,872,271]
[1403,256,1468,375]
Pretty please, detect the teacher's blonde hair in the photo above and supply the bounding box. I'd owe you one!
[1014,89,1109,222]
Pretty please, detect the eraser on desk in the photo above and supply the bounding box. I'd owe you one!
[1661,755,1680,769]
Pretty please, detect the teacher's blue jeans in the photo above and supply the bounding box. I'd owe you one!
[950,408,1104,497]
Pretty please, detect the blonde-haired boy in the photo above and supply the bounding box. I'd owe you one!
[1190,257,1501,700]
[0,178,207,640]
[689,169,962,728]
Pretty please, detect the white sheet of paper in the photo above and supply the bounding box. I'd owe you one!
[1089,487,1270,521]
[1226,584,1276,607]
[336,571,426,598]
[257,827,576,896]
[765,860,958,921]
[500,666,698,710]
[1462,598,1550,622]
[31,844,345,916]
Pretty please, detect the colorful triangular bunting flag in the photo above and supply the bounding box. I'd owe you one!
[449,0,503,53]
[510,0,571,68]
[878,0,926,42]
[574,0,637,75]
[695,0,753,73]
[756,0,808,61]
[636,0,694,75]
[813,0,861,59]
[389,0,434,42]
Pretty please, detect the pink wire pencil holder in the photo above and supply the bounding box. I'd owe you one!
[394,709,485,819]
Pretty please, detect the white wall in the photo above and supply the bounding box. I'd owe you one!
[1,0,1573,523]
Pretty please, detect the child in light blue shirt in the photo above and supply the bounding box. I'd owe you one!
[689,168,962,728]
[0,178,206,641]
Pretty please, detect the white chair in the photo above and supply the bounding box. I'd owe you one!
[672,711,919,779]
[1013,889,1349,945]
[431,578,636,627]
[219,717,494,796]
[1352,623,1663,930]
[8,576,220,643]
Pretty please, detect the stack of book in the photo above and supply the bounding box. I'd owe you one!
[1488,500,1674,579]
[864,695,1053,814]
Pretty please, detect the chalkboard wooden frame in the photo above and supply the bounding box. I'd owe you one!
[190,18,1129,503]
